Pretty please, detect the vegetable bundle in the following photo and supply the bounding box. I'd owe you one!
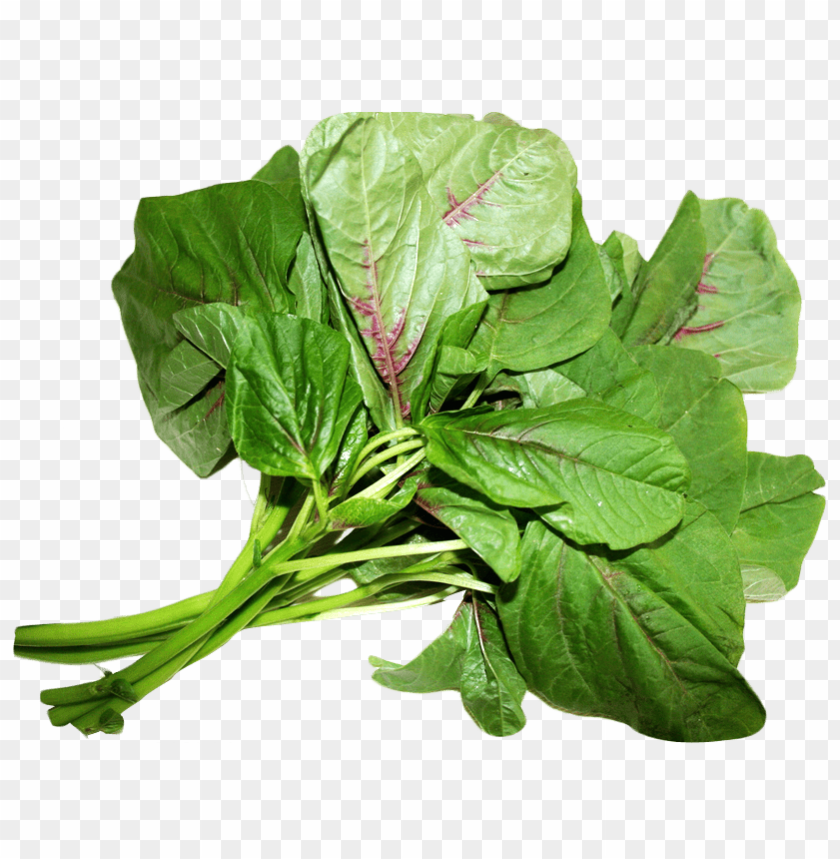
[15,112,824,741]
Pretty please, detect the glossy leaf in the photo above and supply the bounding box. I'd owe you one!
[378,112,577,289]
[469,189,611,375]
[631,345,748,533]
[669,198,801,392]
[329,475,418,530]
[612,191,706,347]
[416,469,521,582]
[287,232,329,324]
[172,303,257,369]
[497,519,766,742]
[371,594,527,736]
[731,452,825,601]
[112,180,305,476]
[421,399,690,550]
[226,315,362,480]
[300,114,486,421]
[157,339,222,412]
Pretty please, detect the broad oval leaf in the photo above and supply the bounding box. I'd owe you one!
[468,189,611,375]
[669,198,801,392]
[631,345,747,534]
[300,114,487,422]
[112,179,305,476]
[497,519,766,742]
[731,452,825,601]
[421,399,690,551]
[377,112,577,289]
[612,191,706,347]
[226,315,362,480]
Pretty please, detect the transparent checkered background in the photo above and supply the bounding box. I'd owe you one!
[1,2,836,857]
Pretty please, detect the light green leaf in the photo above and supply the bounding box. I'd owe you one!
[421,399,690,550]
[416,469,521,582]
[226,315,362,480]
[670,198,801,392]
[497,519,766,742]
[631,345,747,533]
[731,452,825,601]
[469,189,611,375]
[603,229,643,290]
[112,180,305,476]
[371,594,527,737]
[300,114,487,422]
[612,191,706,347]
[487,366,586,409]
[378,112,577,289]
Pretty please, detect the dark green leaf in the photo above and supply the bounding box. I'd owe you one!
[497,519,766,742]
[416,469,521,582]
[97,708,125,735]
[226,315,362,480]
[612,191,706,347]
[731,452,825,601]
[371,594,527,736]
[468,189,611,375]
[669,198,801,392]
[421,400,689,550]
[157,340,222,412]
[112,180,305,476]
[631,345,748,533]
[172,303,257,369]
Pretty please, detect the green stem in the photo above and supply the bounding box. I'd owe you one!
[353,448,426,500]
[349,439,424,487]
[348,427,419,484]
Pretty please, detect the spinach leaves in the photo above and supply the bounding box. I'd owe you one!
[16,112,823,743]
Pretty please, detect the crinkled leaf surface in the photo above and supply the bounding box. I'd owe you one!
[112,180,305,476]
[497,519,766,742]
[300,114,486,422]
[631,346,748,534]
[468,189,611,375]
[421,399,690,550]
[416,469,521,582]
[670,198,801,392]
[377,112,577,289]
[612,191,706,347]
[371,594,527,736]
[731,452,825,601]
[226,315,362,480]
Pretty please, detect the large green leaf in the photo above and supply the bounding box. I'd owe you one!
[416,469,521,582]
[497,519,766,742]
[631,346,748,534]
[226,315,362,480]
[112,180,305,476]
[300,114,487,422]
[421,400,690,550]
[731,452,825,602]
[371,594,527,737]
[669,198,801,392]
[468,189,611,375]
[612,191,706,347]
[377,112,577,289]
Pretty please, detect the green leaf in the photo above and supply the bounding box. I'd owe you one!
[631,346,748,533]
[371,594,527,737]
[172,303,257,369]
[598,244,624,302]
[612,191,706,347]
[603,229,643,291]
[416,469,521,582]
[329,476,418,530]
[669,198,801,392]
[97,708,125,735]
[731,452,825,601]
[300,114,487,422]
[157,340,222,412]
[497,519,766,742]
[287,232,329,324]
[421,399,690,551]
[377,112,577,289]
[468,189,611,375]
[487,366,585,409]
[328,404,369,497]
[112,180,305,476]
[226,315,362,480]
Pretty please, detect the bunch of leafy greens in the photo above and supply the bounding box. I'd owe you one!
[15,112,824,742]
